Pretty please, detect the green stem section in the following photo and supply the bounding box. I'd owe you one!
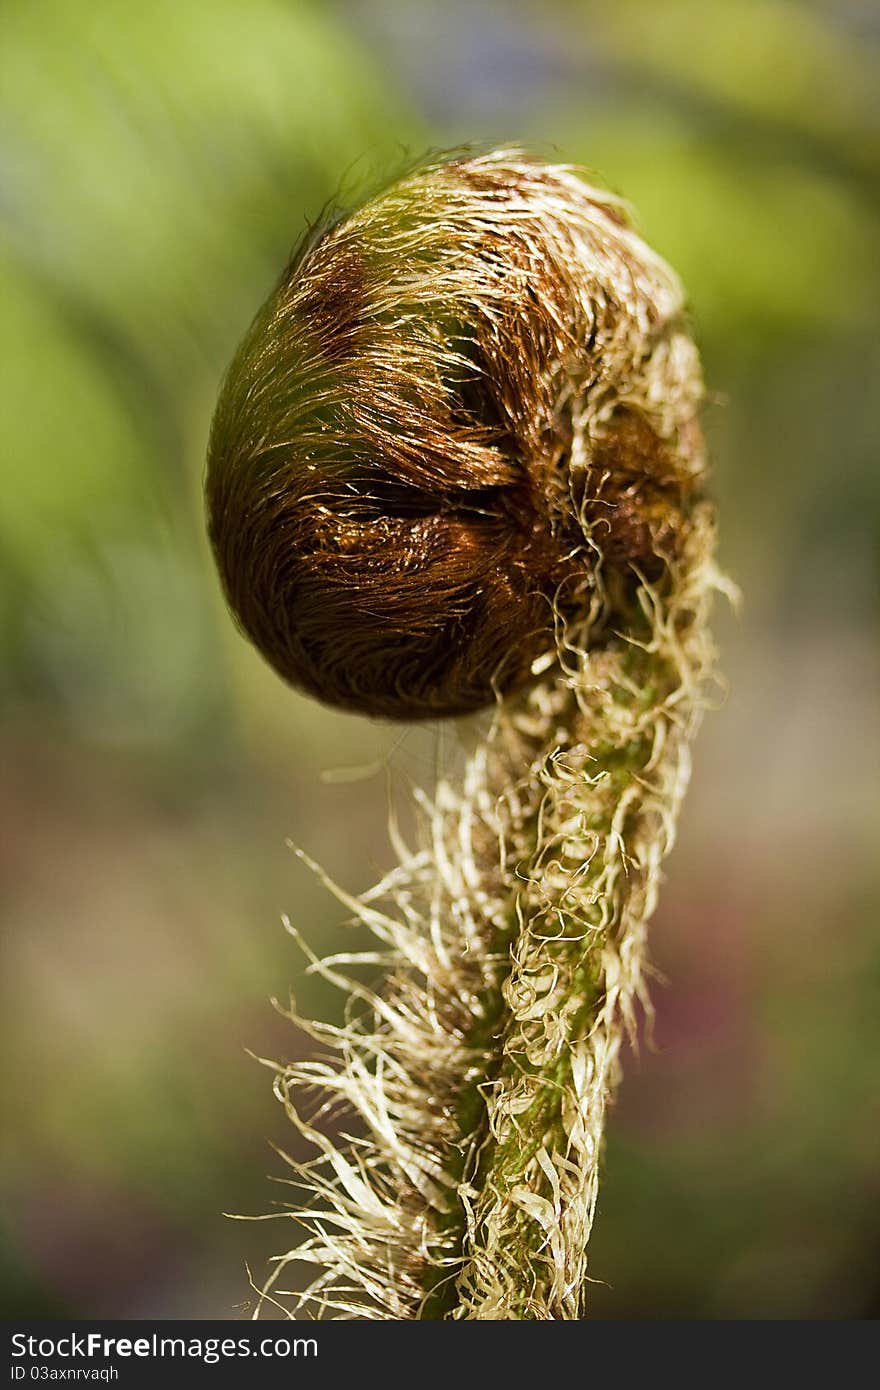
[268,508,715,1320]
[420,618,697,1319]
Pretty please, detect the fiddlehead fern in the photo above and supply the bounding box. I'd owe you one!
[206,150,720,1319]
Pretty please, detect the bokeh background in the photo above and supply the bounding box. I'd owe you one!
[2,0,878,1320]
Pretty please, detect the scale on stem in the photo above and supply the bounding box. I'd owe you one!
[206,149,721,1319]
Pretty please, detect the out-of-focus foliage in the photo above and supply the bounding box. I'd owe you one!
[1,0,877,1318]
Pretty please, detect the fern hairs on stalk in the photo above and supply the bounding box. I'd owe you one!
[206,149,722,1319]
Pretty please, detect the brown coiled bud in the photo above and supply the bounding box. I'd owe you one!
[206,150,705,720]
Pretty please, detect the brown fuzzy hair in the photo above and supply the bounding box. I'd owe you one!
[206,151,704,720]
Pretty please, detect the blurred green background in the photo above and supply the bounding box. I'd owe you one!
[1,0,878,1319]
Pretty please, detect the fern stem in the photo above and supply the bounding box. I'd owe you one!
[264,503,716,1319]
